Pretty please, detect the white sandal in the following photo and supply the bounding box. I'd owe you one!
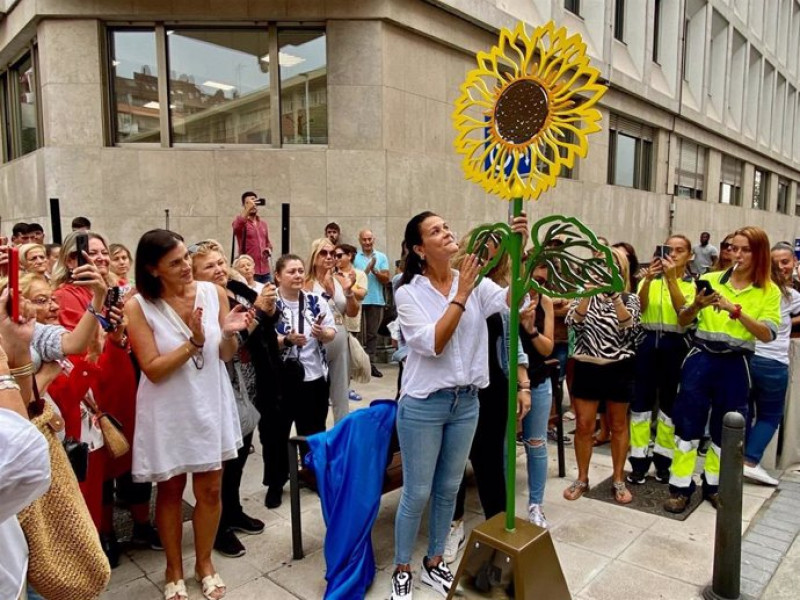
[196,572,226,600]
[164,579,188,600]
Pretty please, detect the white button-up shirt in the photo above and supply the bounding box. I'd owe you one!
[396,270,509,398]
[0,409,51,600]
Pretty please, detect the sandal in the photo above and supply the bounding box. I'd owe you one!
[196,572,226,600]
[164,580,188,600]
[612,481,633,505]
[563,479,589,501]
[592,434,610,447]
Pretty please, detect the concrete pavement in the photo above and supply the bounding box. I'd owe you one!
[100,364,796,600]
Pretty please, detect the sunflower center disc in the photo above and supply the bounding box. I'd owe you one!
[494,79,548,145]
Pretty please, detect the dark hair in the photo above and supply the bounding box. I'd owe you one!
[325,222,341,233]
[399,211,436,287]
[71,216,91,230]
[275,253,304,275]
[135,229,185,300]
[336,243,357,257]
[612,241,640,289]
[241,191,257,204]
[27,223,44,234]
[45,243,61,257]
[12,222,29,237]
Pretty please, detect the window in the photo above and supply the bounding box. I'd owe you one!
[614,0,626,42]
[1,50,41,161]
[753,168,769,210]
[777,178,790,214]
[674,138,705,199]
[653,0,662,63]
[106,26,327,147]
[720,155,742,206]
[608,114,653,190]
[109,30,160,143]
[795,185,800,217]
[565,0,581,16]
[279,29,328,145]
[168,29,272,144]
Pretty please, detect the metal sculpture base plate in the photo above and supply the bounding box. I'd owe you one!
[702,585,751,600]
[448,513,571,599]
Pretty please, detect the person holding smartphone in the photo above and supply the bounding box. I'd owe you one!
[267,254,336,509]
[628,236,695,485]
[232,191,273,284]
[665,226,781,513]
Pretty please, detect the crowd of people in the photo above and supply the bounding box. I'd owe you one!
[0,195,797,600]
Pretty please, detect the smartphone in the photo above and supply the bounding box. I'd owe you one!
[695,279,714,295]
[255,197,266,206]
[654,244,672,259]
[105,286,122,309]
[316,313,325,325]
[7,247,19,321]
[75,233,89,267]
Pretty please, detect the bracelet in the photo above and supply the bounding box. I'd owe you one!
[189,337,204,348]
[729,304,743,320]
[9,363,34,377]
[518,381,531,390]
[574,310,587,318]
[518,389,531,394]
[450,300,467,312]
[0,375,20,391]
[345,292,354,298]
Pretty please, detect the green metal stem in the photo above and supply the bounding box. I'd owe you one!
[505,196,524,532]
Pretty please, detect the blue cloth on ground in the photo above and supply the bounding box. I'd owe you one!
[305,400,398,600]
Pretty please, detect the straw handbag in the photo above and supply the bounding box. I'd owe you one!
[83,391,131,459]
[18,402,111,600]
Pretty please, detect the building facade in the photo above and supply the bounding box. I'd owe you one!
[1,0,799,260]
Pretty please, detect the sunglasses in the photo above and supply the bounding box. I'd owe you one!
[318,249,336,258]
[188,240,214,255]
[334,252,345,259]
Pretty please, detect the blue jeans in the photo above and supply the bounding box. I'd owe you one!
[394,386,479,565]
[27,586,45,600]
[745,355,789,464]
[521,380,551,505]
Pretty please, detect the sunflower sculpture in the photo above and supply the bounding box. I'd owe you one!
[453,21,606,200]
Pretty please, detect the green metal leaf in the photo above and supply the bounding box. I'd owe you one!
[466,223,513,285]
[522,215,623,299]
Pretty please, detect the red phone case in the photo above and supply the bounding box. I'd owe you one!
[8,247,19,321]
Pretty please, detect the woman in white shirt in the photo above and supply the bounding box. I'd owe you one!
[304,238,359,424]
[743,242,800,486]
[390,211,529,600]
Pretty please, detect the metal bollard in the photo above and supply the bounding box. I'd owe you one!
[703,411,748,600]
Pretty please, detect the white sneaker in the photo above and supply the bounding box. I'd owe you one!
[391,570,413,600]
[744,463,779,486]
[421,558,453,597]
[442,521,465,564]
[528,503,549,529]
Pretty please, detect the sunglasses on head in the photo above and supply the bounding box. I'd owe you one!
[188,240,214,255]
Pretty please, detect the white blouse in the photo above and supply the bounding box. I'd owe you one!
[396,270,509,398]
[0,409,51,600]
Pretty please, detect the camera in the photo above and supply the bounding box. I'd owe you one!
[255,198,266,206]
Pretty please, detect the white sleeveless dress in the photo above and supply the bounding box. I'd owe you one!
[131,281,242,482]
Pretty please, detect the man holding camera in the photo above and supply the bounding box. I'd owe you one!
[232,191,273,283]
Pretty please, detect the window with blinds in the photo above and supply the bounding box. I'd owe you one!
[674,138,705,199]
[719,154,742,206]
[777,178,790,214]
[608,114,654,190]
